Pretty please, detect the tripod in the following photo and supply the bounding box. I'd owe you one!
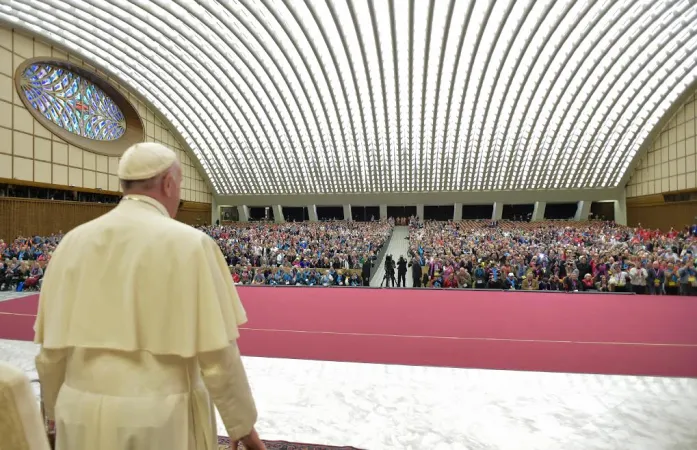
[381,268,396,287]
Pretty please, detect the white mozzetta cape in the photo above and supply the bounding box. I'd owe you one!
[35,196,246,355]
[33,196,256,450]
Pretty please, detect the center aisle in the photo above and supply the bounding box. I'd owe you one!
[370,225,412,287]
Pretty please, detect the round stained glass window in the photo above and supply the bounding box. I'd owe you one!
[19,63,127,141]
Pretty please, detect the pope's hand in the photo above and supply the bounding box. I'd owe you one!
[234,427,266,450]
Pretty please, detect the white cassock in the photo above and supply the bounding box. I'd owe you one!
[34,195,257,450]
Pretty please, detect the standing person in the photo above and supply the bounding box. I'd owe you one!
[678,259,697,296]
[628,260,648,295]
[408,256,423,287]
[34,143,265,450]
[396,256,408,287]
[361,255,374,286]
[647,261,665,295]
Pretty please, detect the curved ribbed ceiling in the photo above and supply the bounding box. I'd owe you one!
[2,0,697,195]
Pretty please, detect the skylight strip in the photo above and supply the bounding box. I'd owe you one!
[322,0,371,192]
[550,0,667,189]
[282,0,355,192]
[579,10,693,188]
[228,0,333,193]
[498,0,588,190]
[113,0,268,193]
[181,5,306,192]
[303,0,363,193]
[120,0,261,192]
[338,0,380,192]
[465,0,515,190]
[520,0,630,190]
[475,0,537,189]
[604,39,697,186]
[255,0,340,193]
[493,0,576,189]
[202,1,319,193]
[129,0,277,193]
[365,0,393,191]
[449,0,494,191]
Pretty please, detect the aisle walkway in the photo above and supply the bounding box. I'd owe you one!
[370,226,412,287]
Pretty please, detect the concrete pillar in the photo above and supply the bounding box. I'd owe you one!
[492,202,503,221]
[574,201,591,221]
[453,203,462,221]
[532,201,546,221]
[417,204,425,221]
[308,205,318,221]
[211,197,220,225]
[272,205,285,223]
[343,204,352,221]
[379,204,387,220]
[237,205,250,222]
[614,194,627,226]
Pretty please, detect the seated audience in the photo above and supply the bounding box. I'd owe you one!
[200,220,392,287]
[408,219,697,295]
[0,235,61,291]
[5,218,696,295]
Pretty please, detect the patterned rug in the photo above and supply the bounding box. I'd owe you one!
[218,436,361,450]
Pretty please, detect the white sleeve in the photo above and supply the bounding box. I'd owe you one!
[34,347,68,421]
[198,343,257,440]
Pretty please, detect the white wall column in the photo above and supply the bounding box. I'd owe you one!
[379,204,387,220]
[308,204,318,222]
[574,201,591,221]
[343,204,352,221]
[416,204,425,221]
[237,205,250,222]
[614,193,627,226]
[272,205,285,223]
[211,197,220,225]
[492,202,503,221]
[532,201,546,221]
[453,203,463,221]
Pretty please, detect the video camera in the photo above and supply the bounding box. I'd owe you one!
[385,254,396,274]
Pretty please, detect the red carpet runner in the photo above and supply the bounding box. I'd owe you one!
[1,287,696,377]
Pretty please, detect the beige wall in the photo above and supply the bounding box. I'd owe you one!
[626,88,697,197]
[0,26,212,204]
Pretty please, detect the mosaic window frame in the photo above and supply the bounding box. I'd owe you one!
[15,58,144,157]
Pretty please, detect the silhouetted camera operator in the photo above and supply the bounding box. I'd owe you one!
[397,256,408,287]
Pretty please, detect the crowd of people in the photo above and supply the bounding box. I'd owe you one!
[0,234,62,291]
[4,218,697,295]
[199,220,393,286]
[407,220,697,295]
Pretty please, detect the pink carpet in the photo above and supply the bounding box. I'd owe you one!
[1,287,696,377]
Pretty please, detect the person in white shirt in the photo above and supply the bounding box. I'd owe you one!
[628,258,648,294]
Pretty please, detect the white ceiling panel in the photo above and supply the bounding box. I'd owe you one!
[1,0,696,195]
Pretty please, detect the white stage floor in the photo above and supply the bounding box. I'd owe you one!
[2,338,696,449]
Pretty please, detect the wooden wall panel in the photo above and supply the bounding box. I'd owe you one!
[0,197,114,241]
[176,202,211,227]
[0,198,211,241]
[627,201,697,231]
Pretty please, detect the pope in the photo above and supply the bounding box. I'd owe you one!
[33,143,265,450]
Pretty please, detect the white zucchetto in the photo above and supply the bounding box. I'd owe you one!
[117,142,177,181]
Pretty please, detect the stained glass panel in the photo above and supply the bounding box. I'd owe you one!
[19,64,126,141]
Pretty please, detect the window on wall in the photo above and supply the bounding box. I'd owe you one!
[502,204,534,222]
[0,182,120,204]
[462,205,493,220]
[19,63,126,141]
[545,203,578,220]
